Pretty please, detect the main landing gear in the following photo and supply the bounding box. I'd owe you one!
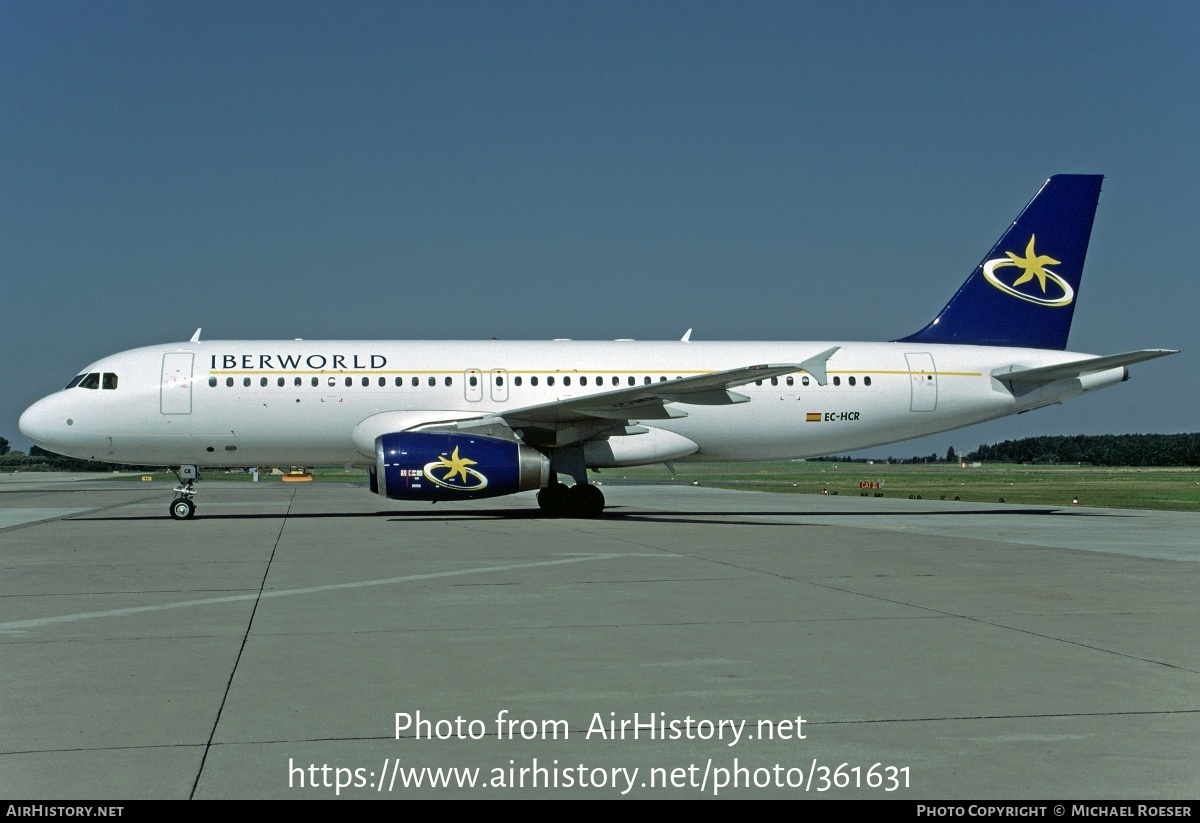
[536,481,605,518]
[169,465,198,520]
[538,446,606,518]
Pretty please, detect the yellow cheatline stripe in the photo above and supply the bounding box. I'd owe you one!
[830,369,982,377]
[208,368,982,377]
[209,369,714,376]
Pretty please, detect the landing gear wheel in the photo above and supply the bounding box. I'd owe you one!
[170,497,196,520]
[537,482,571,517]
[568,483,605,518]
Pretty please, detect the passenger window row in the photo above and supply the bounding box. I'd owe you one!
[208,375,455,388]
[755,375,873,387]
[204,373,690,389]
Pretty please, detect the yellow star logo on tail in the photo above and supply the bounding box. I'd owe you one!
[1006,235,1061,293]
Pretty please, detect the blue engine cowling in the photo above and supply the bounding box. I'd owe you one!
[375,432,551,501]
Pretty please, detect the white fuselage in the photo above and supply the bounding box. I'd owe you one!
[19,339,1125,468]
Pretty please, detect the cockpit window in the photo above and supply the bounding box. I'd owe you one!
[78,373,101,390]
[102,373,118,390]
[65,374,86,389]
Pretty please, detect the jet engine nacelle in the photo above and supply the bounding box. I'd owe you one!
[375,432,550,501]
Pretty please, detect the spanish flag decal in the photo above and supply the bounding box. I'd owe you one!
[806,412,822,423]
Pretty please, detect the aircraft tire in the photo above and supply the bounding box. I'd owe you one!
[170,497,196,520]
[537,482,571,517]
[568,483,605,519]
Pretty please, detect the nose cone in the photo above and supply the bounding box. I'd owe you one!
[19,396,60,449]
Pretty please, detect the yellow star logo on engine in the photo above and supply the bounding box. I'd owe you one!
[1006,235,1061,293]
[434,446,478,483]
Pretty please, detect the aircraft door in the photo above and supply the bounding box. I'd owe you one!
[464,369,483,402]
[904,352,938,412]
[490,369,509,402]
[160,353,194,415]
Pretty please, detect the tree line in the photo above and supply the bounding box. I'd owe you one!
[966,433,1200,466]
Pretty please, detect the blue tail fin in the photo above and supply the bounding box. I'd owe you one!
[896,174,1103,350]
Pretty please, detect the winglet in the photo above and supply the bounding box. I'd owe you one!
[189,328,202,343]
[798,346,840,386]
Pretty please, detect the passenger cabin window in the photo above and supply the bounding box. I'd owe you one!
[531,376,539,386]
[563,376,571,386]
[225,377,234,387]
[547,376,555,387]
[833,376,841,386]
[802,376,810,386]
[260,377,268,387]
[428,376,435,387]
[411,376,418,387]
[864,376,872,386]
[514,376,523,387]
[786,376,794,386]
[445,376,453,387]
[208,377,217,388]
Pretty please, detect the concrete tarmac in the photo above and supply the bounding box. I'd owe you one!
[1,474,1197,799]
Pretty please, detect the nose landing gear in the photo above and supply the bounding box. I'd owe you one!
[170,496,196,520]
[169,465,198,520]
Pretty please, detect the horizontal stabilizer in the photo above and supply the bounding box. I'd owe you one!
[992,349,1178,386]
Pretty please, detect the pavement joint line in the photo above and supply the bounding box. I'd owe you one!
[191,487,297,799]
[0,552,672,633]
[0,493,162,533]
[623,542,1200,676]
[8,707,1200,757]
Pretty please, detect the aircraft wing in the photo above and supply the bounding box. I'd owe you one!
[378,347,842,450]
[502,360,816,426]
[992,349,1178,387]
[403,347,840,444]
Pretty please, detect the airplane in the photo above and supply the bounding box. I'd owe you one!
[19,175,1176,520]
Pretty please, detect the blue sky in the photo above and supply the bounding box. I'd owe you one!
[3,1,1196,458]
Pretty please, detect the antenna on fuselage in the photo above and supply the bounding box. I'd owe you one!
[189,328,202,342]
[680,328,692,342]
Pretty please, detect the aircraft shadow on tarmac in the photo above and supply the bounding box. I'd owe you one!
[72,506,1136,526]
